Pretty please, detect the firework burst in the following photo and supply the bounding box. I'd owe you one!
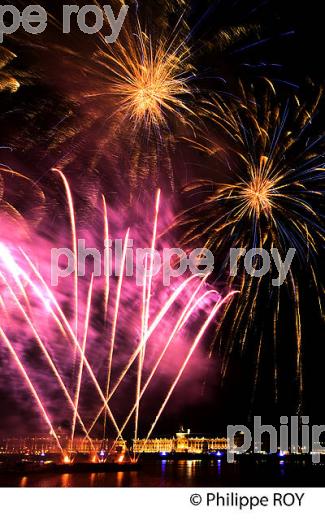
[37,11,196,198]
[178,82,325,408]
[97,21,194,130]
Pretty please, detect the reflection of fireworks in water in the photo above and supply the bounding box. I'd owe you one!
[0,172,235,460]
[178,82,325,408]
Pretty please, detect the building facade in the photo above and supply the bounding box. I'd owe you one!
[0,435,126,455]
[133,430,229,454]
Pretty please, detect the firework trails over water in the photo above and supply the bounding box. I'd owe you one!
[0,0,324,451]
[0,175,235,456]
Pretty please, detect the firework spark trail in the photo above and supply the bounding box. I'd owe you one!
[0,271,95,449]
[0,327,64,455]
[107,276,208,398]
[85,273,205,438]
[131,279,215,444]
[53,169,79,341]
[103,228,130,438]
[18,250,123,439]
[0,244,67,339]
[0,242,31,312]
[0,294,6,315]
[136,291,238,460]
[17,252,67,340]
[71,274,94,449]
[177,291,221,332]
[0,243,54,316]
[111,284,219,448]
[102,195,110,322]
[144,189,161,341]
[143,191,160,352]
[135,190,160,440]
[134,254,148,441]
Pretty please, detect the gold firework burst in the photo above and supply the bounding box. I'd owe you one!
[89,20,195,131]
[178,82,325,409]
[45,15,196,197]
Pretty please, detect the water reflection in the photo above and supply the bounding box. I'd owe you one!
[116,471,124,487]
[61,473,72,487]
[186,460,201,479]
[20,476,28,487]
[0,458,323,488]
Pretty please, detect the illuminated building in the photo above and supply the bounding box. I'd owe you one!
[0,435,126,455]
[133,429,229,454]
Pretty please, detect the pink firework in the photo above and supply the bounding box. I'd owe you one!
[0,172,236,459]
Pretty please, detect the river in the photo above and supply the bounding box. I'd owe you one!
[1,459,325,487]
